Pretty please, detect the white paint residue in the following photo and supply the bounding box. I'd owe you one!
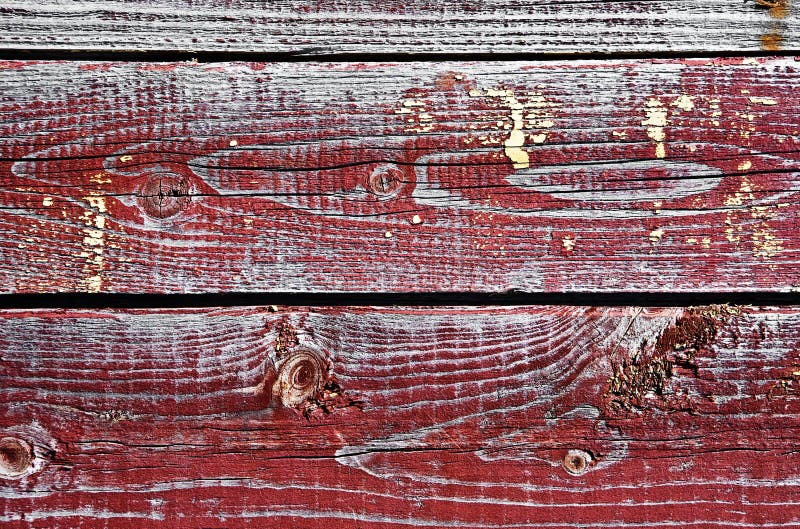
[42,197,53,206]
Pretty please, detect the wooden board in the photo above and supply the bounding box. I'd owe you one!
[2,58,800,294]
[1,305,800,527]
[1,1,798,55]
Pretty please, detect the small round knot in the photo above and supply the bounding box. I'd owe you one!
[0,437,33,478]
[562,449,592,476]
[365,164,404,199]
[274,350,324,409]
[137,172,191,219]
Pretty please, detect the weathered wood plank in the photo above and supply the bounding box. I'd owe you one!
[1,305,800,527]
[0,1,798,55]
[2,59,800,293]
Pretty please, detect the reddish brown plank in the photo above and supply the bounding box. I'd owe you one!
[2,305,800,527]
[0,0,798,55]
[1,59,800,293]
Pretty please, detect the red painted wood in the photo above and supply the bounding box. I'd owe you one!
[1,305,800,527]
[1,59,799,293]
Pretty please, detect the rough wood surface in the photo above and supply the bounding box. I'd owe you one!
[1,305,800,527]
[0,1,798,55]
[2,59,800,293]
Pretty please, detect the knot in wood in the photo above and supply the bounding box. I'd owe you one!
[365,163,404,199]
[274,350,324,409]
[562,449,592,476]
[137,172,191,219]
[0,437,33,478]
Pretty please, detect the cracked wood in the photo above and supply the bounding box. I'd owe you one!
[2,305,800,527]
[0,0,797,55]
[1,59,800,294]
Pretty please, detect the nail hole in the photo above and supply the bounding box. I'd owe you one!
[0,437,33,478]
[562,449,592,476]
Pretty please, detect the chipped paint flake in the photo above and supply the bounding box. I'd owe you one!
[649,228,664,243]
[749,97,778,106]
[672,95,695,112]
[467,87,559,169]
[642,98,668,159]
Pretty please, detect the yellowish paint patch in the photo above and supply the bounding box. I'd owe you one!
[119,155,133,163]
[562,237,575,252]
[642,98,668,159]
[229,139,238,147]
[749,96,778,106]
[467,87,559,170]
[672,95,695,112]
[649,228,664,243]
[77,195,108,293]
[738,160,752,171]
[42,197,53,207]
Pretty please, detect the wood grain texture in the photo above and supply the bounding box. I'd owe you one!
[2,305,800,527]
[0,1,798,55]
[2,58,800,294]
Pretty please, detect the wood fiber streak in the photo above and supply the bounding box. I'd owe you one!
[1,306,800,527]
[1,59,799,293]
[0,1,798,54]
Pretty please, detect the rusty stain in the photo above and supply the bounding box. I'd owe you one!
[607,306,738,414]
[0,437,33,478]
[562,449,593,476]
[761,32,785,50]
[756,0,791,17]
